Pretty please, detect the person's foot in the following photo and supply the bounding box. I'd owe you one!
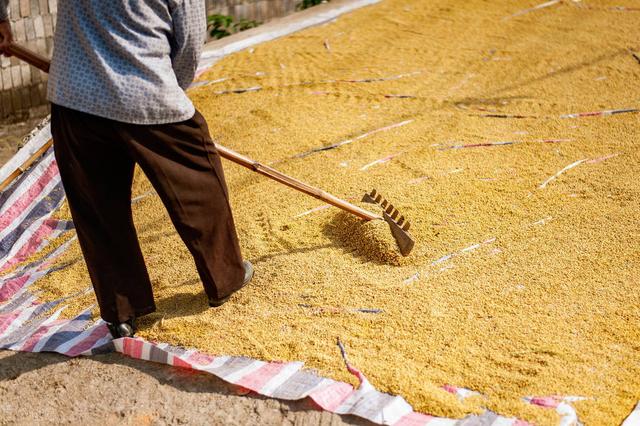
[209,260,254,307]
[107,319,136,338]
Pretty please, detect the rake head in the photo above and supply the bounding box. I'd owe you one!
[362,189,415,256]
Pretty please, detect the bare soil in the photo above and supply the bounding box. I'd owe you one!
[0,350,370,425]
[0,116,48,165]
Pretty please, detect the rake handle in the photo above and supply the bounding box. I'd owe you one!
[7,43,381,222]
[0,138,52,191]
[215,145,380,221]
[6,43,50,72]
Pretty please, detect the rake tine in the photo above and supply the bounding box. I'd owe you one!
[382,211,415,256]
[361,188,415,256]
[362,191,376,204]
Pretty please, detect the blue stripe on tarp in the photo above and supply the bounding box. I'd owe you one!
[0,290,33,314]
[0,181,65,257]
[2,228,77,279]
[0,299,63,347]
[271,369,326,400]
[38,310,94,352]
[0,148,55,211]
[149,344,169,364]
[88,340,115,355]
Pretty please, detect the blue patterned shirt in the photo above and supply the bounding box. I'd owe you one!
[1,0,205,124]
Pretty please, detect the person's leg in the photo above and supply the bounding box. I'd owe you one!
[50,104,156,324]
[118,110,245,301]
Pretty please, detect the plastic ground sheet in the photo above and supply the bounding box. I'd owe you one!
[8,0,640,424]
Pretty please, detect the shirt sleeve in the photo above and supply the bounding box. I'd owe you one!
[0,0,9,21]
[169,0,206,90]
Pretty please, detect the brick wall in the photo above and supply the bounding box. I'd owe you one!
[0,0,300,120]
[205,0,298,29]
[0,0,54,120]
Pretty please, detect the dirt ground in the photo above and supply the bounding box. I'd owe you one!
[0,350,369,425]
[0,115,48,165]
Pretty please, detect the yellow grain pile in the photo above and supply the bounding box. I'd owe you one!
[31,0,640,424]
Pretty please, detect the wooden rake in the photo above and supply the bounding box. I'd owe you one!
[4,43,415,256]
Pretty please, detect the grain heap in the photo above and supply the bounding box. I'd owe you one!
[30,0,640,424]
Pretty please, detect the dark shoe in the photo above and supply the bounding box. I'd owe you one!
[107,319,136,338]
[209,260,254,307]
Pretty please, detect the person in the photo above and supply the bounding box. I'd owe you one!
[0,1,253,338]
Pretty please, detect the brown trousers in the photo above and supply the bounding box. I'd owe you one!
[51,104,245,323]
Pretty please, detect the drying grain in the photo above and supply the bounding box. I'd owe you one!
[29,0,640,424]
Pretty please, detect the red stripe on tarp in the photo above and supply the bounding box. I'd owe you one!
[172,355,194,369]
[122,337,144,359]
[186,351,216,366]
[308,381,354,412]
[0,274,30,302]
[345,364,366,385]
[577,111,601,117]
[0,311,21,335]
[529,396,559,408]
[393,412,435,426]
[235,361,287,392]
[0,219,58,273]
[19,319,65,352]
[65,324,111,356]
[0,160,58,230]
[442,384,457,394]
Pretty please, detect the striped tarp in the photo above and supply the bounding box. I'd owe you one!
[0,0,636,423]
[623,403,640,426]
